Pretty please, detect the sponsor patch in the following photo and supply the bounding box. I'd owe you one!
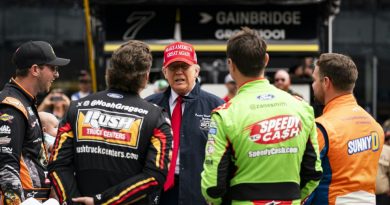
[0,113,14,122]
[27,107,35,116]
[107,93,124,99]
[77,109,143,148]
[1,146,13,153]
[253,200,292,205]
[246,115,302,144]
[208,127,217,135]
[4,191,22,205]
[195,113,211,130]
[31,119,40,128]
[0,125,11,134]
[256,94,275,101]
[348,131,380,155]
[206,137,216,155]
[0,136,11,144]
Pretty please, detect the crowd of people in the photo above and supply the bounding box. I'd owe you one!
[0,28,389,205]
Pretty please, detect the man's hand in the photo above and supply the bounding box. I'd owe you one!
[72,197,94,205]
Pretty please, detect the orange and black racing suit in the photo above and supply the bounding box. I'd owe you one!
[0,79,50,205]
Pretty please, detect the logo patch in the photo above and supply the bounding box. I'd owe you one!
[0,136,11,144]
[27,107,35,116]
[77,109,143,148]
[208,127,217,135]
[107,93,124,99]
[195,113,211,130]
[256,94,275,101]
[253,200,292,205]
[1,146,13,153]
[246,115,302,144]
[0,113,14,122]
[0,125,11,134]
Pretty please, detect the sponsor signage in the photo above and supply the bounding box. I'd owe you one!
[76,109,143,148]
[180,5,319,41]
[103,5,176,41]
[246,115,302,144]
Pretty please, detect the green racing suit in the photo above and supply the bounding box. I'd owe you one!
[201,79,322,205]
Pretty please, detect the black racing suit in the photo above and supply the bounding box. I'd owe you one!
[48,89,172,205]
[0,79,50,205]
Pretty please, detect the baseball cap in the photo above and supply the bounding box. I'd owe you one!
[163,42,197,67]
[12,41,70,69]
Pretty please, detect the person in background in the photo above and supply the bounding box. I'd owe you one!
[375,119,390,205]
[71,70,92,101]
[48,40,172,205]
[0,40,69,204]
[146,41,224,205]
[38,112,58,157]
[153,79,169,94]
[274,69,302,97]
[289,64,304,78]
[308,53,384,204]
[201,27,322,205]
[38,88,70,120]
[222,74,237,102]
[303,57,315,79]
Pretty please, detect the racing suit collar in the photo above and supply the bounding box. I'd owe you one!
[237,78,268,95]
[323,93,356,113]
[238,77,266,89]
[10,78,36,103]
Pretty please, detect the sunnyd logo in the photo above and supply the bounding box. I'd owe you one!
[247,115,302,144]
[347,131,380,155]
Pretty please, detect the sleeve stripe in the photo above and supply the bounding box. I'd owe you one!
[51,131,73,161]
[51,123,74,162]
[20,157,33,189]
[50,171,66,202]
[151,136,162,168]
[102,177,158,205]
[153,128,168,169]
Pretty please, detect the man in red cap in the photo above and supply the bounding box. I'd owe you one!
[146,42,224,205]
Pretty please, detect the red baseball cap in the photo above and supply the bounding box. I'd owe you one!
[163,42,197,67]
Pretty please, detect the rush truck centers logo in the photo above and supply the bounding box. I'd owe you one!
[76,109,143,148]
[246,115,302,144]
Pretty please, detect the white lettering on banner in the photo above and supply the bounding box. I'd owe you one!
[84,110,135,129]
[215,11,301,25]
[215,29,285,40]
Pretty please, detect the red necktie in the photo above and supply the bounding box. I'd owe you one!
[164,96,182,191]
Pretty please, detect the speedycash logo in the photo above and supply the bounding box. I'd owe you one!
[246,115,302,144]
